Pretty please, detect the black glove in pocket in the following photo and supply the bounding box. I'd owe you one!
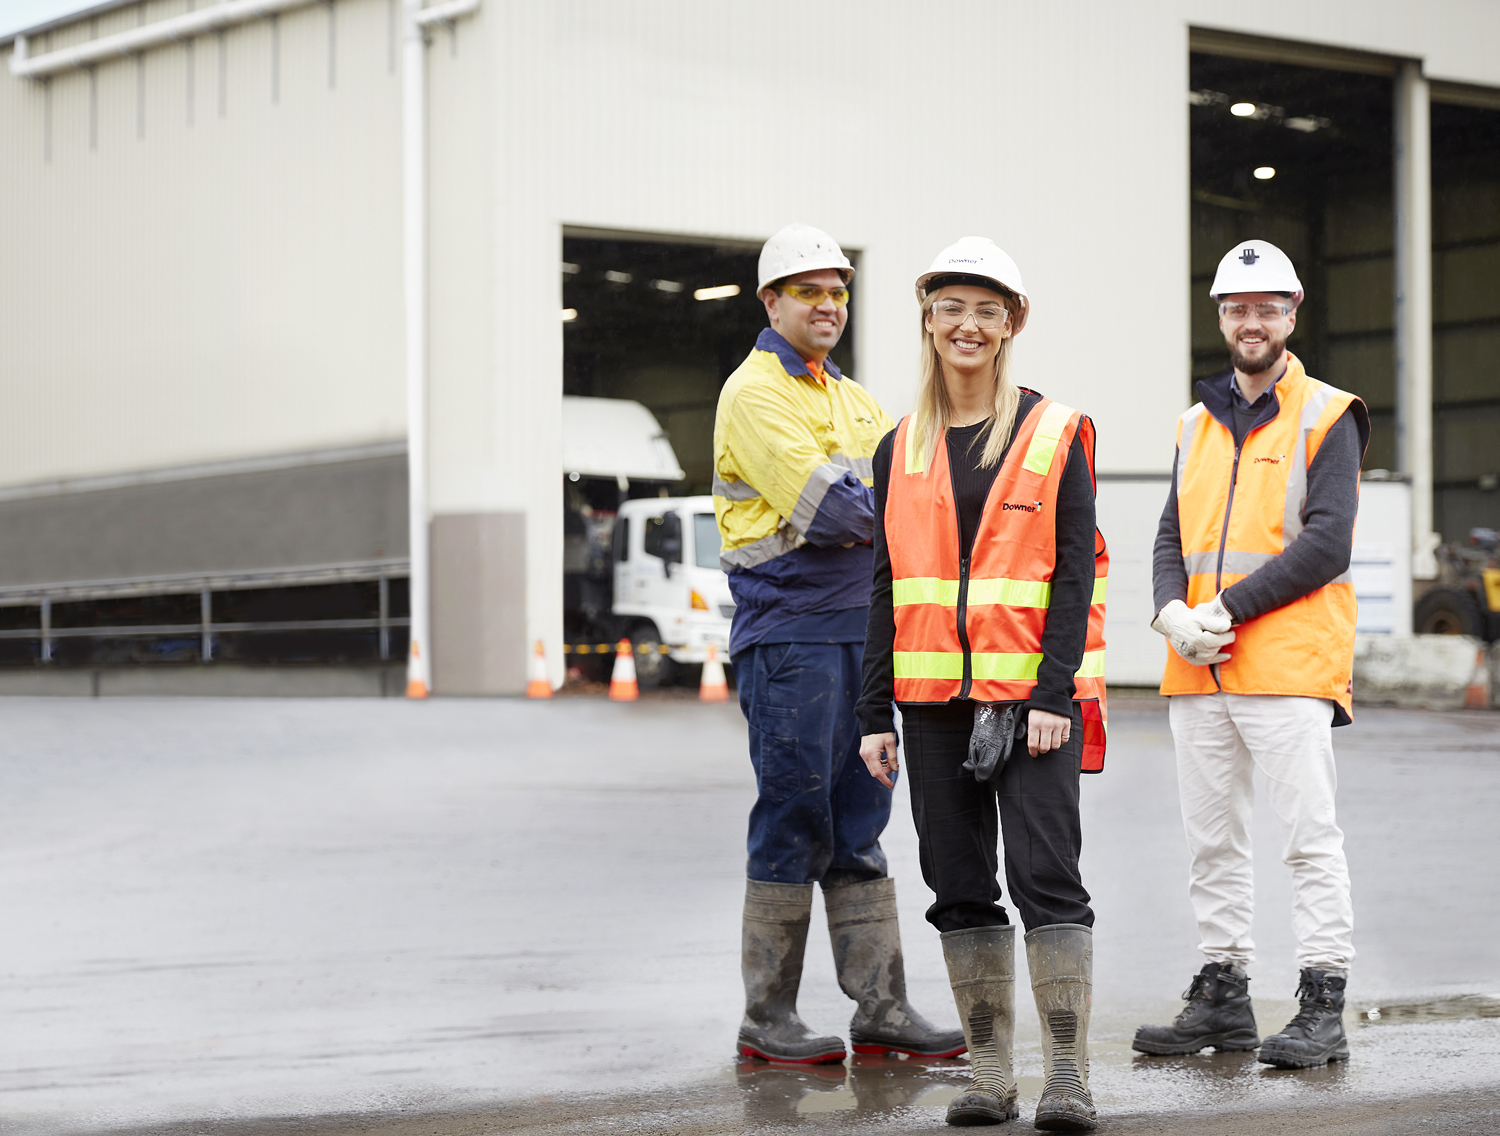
[963,703,1019,785]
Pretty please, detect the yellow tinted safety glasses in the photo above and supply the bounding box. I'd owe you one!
[780,284,850,308]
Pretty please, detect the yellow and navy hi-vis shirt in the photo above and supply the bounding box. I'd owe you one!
[713,329,894,653]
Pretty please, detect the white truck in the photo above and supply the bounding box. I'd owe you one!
[562,396,734,688]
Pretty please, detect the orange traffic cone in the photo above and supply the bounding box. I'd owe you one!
[609,638,639,702]
[406,642,429,699]
[1464,647,1490,709]
[526,639,553,699]
[700,643,729,702]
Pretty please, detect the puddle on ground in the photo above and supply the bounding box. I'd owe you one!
[733,1054,968,1119]
[1357,993,1500,1025]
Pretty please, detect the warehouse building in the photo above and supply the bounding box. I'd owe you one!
[0,1,1497,694]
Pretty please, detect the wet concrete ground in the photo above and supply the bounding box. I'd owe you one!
[0,695,1497,1134]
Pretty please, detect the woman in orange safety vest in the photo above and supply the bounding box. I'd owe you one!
[855,238,1106,1133]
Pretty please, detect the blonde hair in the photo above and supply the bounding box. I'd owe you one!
[910,287,1024,471]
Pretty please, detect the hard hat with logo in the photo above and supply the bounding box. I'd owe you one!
[915,236,1030,334]
[1209,238,1304,307]
[757,223,855,294]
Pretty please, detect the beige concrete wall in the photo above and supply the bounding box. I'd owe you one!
[0,0,406,487]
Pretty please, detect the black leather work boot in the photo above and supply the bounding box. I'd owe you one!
[737,881,846,1064]
[941,924,1020,1126]
[1132,962,1260,1055]
[1257,968,1350,1068]
[826,878,967,1058]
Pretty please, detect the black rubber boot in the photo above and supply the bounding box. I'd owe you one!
[941,924,1020,1126]
[737,880,846,1064]
[1026,924,1097,1133]
[1258,968,1350,1069]
[827,878,968,1059]
[1131,962,1260,1055]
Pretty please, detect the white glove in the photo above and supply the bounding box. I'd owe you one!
[1151,599,1235,666]
[1191,593,1234,634]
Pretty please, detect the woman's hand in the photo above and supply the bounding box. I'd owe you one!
[1027,709,1072,756]
[860,732,900,788]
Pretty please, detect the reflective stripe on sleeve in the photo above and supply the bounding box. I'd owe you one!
[1092,576,1107,604]
[828,452,874,481]
[719,526,803,570]
[788,461,849,535]
[1022,402,1075,475]
[712,476,762,501]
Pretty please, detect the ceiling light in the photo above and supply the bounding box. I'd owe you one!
[652,279,684,293]
[1230,102,1256,117]
[561,308,578,321]
[694,284,741,301]
[1254,166,1276,180]
[1284,115,1331,134]
[605,270,632,284]
[561,262,580,274]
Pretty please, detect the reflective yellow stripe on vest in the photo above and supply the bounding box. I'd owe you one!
[892,576,1108,608]
[893,576,1049,608]
[893,649,1107,681]
[1023,402,1075,475]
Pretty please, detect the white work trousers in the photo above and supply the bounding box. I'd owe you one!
[1168,691,1354,971]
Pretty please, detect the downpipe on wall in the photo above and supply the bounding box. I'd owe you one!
[403,0,479,697]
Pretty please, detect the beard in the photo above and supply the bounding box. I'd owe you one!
[1229,332,1286,375]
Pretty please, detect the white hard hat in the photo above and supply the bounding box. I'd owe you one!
[916,236,1030,334]
[757,223,855,294]
[1209,239,1304,306]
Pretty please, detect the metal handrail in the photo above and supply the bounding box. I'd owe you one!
[0,617,411,641]
[0,559,410,606]
[0,560,411,664]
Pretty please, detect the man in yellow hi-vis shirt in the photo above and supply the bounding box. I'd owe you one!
[715,223,963,1065]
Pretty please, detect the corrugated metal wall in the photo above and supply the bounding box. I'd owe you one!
[0,0,406,489]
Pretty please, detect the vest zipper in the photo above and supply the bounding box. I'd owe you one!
[947,438,974,700]
[1209,441,1244,694]
[1215,442,1243,592]
[957,554,973,699]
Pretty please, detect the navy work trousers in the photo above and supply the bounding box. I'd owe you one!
[734,640,891,886]
[901,700,1092,934]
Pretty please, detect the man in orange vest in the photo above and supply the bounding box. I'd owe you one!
[1134,240,1369,1069]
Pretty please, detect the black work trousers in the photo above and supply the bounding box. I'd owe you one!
[901,700,1093,934]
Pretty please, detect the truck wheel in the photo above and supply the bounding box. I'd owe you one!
[631,622,674,690]
[1414,587,1486,638]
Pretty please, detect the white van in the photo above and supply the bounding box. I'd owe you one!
[611,495,735,686]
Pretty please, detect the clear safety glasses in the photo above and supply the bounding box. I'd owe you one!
[1219,301,1294,321]
[931,300,1010,330]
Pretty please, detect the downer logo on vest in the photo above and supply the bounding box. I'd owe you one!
[1003,500,1043,513]
[1254,454,1285,464]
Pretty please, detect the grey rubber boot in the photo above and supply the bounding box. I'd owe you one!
[1026,924,1097,1133]
[1132,962,1260,1055]
[738,880,846,1064]
[827,878,968,1058]
[1257,968,1350,1068]
[940,924,1020,1126]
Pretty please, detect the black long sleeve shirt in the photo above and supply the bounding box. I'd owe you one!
[856,390,1098,735]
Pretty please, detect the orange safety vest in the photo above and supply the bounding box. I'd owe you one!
[886,399,1110,772]
[1161,355,1364,717]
